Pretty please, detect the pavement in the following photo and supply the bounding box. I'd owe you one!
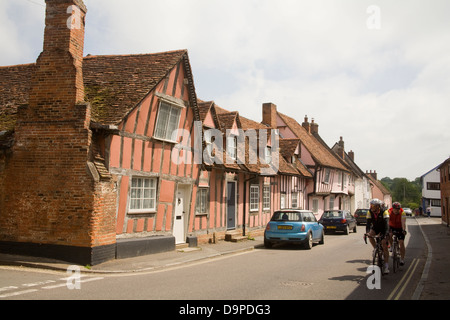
[1,216,449,300]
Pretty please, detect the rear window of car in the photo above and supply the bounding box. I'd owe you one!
[356,209,368,214]
[271,211,303,222]
[323,211,343,218]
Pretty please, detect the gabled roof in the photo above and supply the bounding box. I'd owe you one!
[277,112,348,172]
[278,138,313,178]
[84,50,190,125]
[330,142,365,179]
[367,174,391,196]
[0,49,192,134]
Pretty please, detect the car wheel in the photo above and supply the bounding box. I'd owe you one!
[319,231,325,245]
[264,238,272,249]
[304,232,313,250]
[353,224,357,233]
[344,225,349,235]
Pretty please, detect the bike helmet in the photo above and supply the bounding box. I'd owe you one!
[370,198,383,207]
[392,202,401,209]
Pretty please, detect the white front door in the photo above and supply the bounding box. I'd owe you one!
[173,186,187,244]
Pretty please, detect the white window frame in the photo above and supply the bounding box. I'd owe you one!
[196,187,209,215]
[312,198,319,214]
[329,196,335,210]
[324,168,330,184]
[291,192,299,208]
[154,100,182,143]
[129,177,157,213]
[227,136,237,161]
[250,185,260,212]
[265,146,272,164]
[280,193,286,209]
[263,185,271,210]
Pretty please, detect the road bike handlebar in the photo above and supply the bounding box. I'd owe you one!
[364,233,387,244]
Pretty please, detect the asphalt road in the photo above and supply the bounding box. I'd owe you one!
[0,217,426,301]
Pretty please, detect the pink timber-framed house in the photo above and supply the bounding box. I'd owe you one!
[0,0,206,265]
[262,104,352,218]
[1,0,367,266]
[194,101,313,242]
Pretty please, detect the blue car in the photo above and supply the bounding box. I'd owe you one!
[264,210,325,249]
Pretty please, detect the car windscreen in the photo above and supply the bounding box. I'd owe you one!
[271,211,303,222]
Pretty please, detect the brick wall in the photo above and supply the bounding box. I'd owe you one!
[0,0,116,265]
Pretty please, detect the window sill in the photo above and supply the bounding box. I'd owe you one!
[195,212,208,216]
[152,136,178,144]
[128,210,157,215]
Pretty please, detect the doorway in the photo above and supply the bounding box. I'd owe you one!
[227,181,236,230]
[173,184,189,244]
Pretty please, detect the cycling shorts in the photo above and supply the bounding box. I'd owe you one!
[370,226,387,237]
[390,228,405,241]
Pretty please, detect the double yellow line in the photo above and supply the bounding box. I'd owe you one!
[387,258,420,300]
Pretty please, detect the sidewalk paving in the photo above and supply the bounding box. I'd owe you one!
[0,236,265,274]
[413,216,450,300]
[1,217,449,300]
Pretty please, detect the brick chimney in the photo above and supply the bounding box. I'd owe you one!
[337,136,345,159]
[348,150,354,161]
[262,103,277,128]
[310,118,319,134]
[1,0,116,265]
[302,115,310,133]
[367,170,378,180]
[28,0,87,119]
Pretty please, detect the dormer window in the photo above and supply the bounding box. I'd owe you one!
[265,146,272,164]
[154,101,181,142]
[227,136,237,161]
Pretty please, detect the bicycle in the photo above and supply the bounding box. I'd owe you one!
[364,233,386,276]
[391,232,401,273]
[390,229,406,273]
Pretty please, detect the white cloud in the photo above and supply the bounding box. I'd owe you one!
[2,0,449,180]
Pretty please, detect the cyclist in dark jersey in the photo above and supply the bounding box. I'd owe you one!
[366,198,390,274]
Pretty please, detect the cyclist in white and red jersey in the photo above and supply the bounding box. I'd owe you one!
[388,202,407,266]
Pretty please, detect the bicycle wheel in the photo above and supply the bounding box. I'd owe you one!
[378,250,385,276]
[395,243,401,271]
[392,242,399,273]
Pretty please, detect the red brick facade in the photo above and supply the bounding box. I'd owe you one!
[0,0,116,265]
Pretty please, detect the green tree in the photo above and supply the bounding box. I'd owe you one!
[381,177,421,209]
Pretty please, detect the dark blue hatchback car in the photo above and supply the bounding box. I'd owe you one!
[319,210,357,235]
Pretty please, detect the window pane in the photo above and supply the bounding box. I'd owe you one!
[167,107,181,140]
[155,103,170,139]
[130,177,157,211]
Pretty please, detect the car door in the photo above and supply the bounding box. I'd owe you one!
[308,212,321,240]
[346,211,355,229]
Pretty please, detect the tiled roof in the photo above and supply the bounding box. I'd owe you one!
[277,112,349,172]
[0,63,35,132]
[279,138,313,178]
[0,50,189,133]
[84,50,188,124]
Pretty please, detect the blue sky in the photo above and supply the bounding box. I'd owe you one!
[1,0,450,181]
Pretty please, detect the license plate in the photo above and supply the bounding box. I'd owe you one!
[327,226,336,229]
[278,225,293,230]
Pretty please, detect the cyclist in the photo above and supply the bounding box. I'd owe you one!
[365,198,390,274]
[388,202,407,266]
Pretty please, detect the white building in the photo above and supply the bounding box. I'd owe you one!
[420,165,442,217]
